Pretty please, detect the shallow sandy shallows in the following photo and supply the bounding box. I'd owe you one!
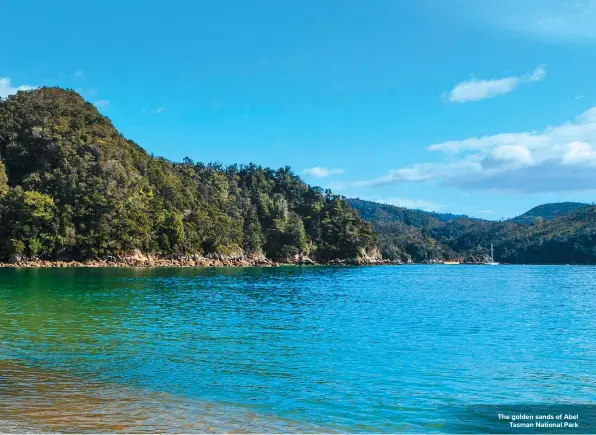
[0,360,326,433]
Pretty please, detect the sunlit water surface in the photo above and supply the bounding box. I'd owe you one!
[1,266,595,432]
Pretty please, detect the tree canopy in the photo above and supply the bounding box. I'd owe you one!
[0,88,376,262]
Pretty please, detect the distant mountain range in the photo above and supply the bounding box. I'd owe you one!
[346,199,595,264]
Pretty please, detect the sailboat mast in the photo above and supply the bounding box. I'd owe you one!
[490,243,494,262]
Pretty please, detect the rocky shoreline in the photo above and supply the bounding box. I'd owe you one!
[0,256,515,268]
[0,250,398,268]
[0,249,510,268]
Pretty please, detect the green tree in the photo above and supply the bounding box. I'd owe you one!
[0,188,57,258]
[285,212,308,257]
[0,160,8,197]
[243,205,263,255]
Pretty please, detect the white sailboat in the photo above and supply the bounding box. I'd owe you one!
[486,243,499,265]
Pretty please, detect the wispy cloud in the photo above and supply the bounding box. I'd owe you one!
[441,0,596,43]
[495,0,596,41]
[529,66,547,81]
[324,181,346,191]
[445,65,546,103]
[363,196,443,212]
[355,162,474,188]
[74,69,84,77]
[142,107,166,114]
[93,100,109,108]
[302,167,344,178]
[357,106,596,193]
[0,77,36,98]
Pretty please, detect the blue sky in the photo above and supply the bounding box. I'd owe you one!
[2,0,596,218]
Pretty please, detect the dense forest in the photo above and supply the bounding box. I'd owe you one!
[0,88,377,263]
[347,199,596,264]
[1,88,594,265]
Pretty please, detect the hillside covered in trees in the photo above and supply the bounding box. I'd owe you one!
[0,88,377,263]
[507,202,589,224]
[347,199,596,264]
[1,88,593,266]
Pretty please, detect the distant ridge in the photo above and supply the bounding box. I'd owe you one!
[509,202,590,224]
[345,198,468,227]
[348,198,596,264]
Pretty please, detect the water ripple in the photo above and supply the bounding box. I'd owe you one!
[1,265,595,432]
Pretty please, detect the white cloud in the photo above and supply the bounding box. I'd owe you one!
[491,145,533,163]
[447,77,518,103]
[302,167,344,178]
[562,141,596,165]
[529,65,546,82]
[355,165,433,187]
[478,210,496,214]
[356,161,477,187]
[453,162,596,193]
[154,107,166,114]
[428,131,544,154]
[430,106,596,156]
[0,77,36,98]
[75,69,84,77]
[446,65,546,103]
[358,106,596,193]
[481,145,533,169]
[93,100,109,108]
[364,196,443,212]
[383,166,435,182]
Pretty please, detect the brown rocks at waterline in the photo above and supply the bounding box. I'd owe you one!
[0,248,399,268]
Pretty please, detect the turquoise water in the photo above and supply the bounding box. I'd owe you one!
[1,266,595,432]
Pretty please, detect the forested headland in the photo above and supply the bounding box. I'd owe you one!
[1,88,594,267]
[0,88,377,265]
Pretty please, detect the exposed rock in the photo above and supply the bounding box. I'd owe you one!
[300,256,316,265]
[8,254,24,264]
[0,251,406,268]
[354,247,384,265]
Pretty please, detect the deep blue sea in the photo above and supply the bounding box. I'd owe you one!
[1,266,595,432]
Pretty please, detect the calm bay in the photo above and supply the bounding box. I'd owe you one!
[1,266,595,432]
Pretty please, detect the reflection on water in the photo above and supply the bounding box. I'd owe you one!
[1,266,596,433]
